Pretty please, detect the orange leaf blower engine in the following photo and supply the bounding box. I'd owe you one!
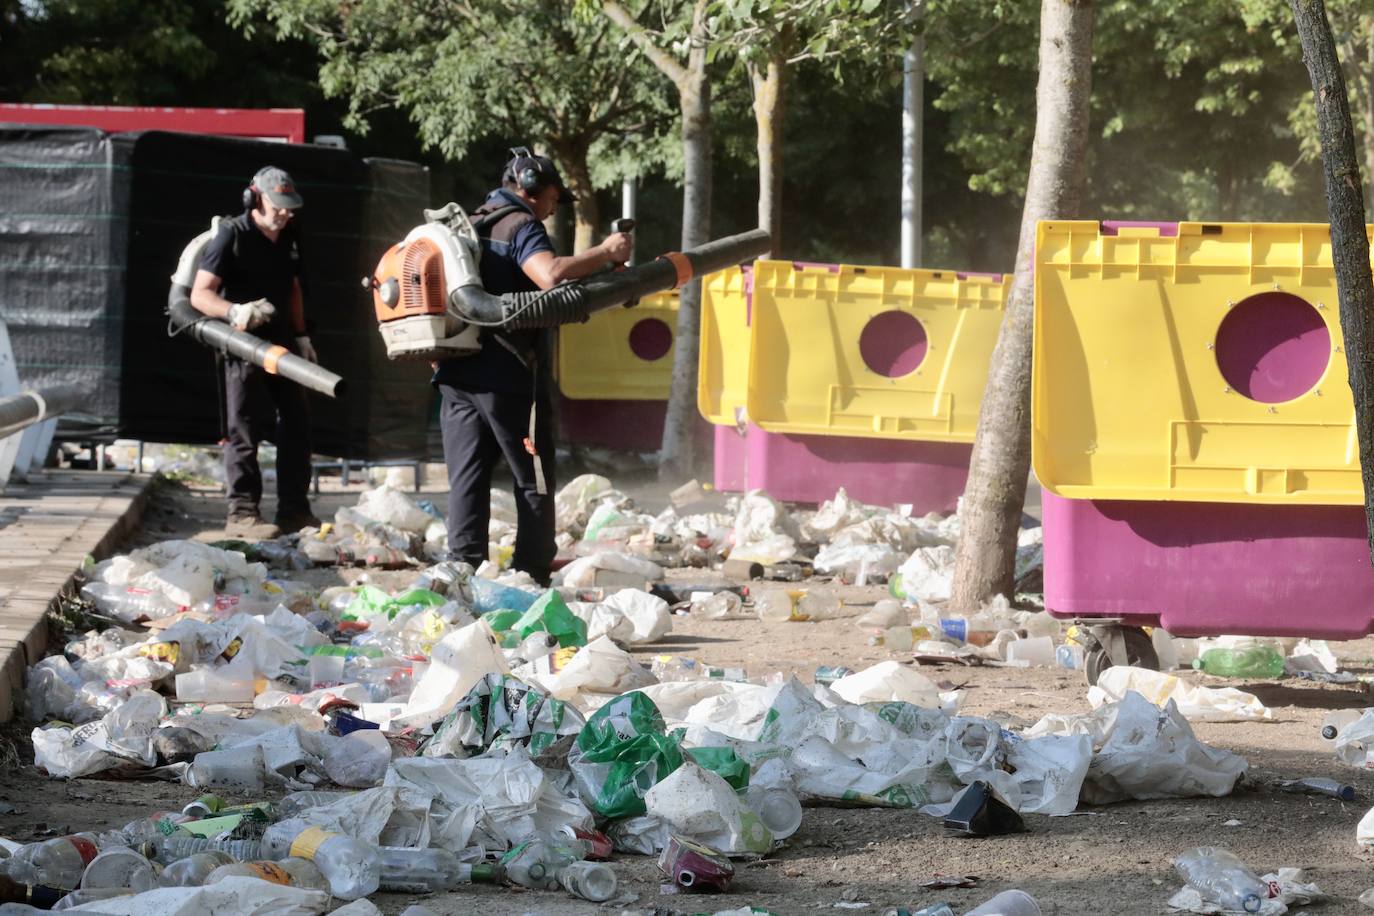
[365,202,771,361]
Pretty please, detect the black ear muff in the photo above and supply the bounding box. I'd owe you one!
[242,185,258,212]
[508,146,546,194]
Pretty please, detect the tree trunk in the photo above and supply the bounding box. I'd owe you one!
[751,50,785,256]
[948,0,1095,612]
[658,46,713,480]
[556,139,599,252]
[1290,0,1374,563]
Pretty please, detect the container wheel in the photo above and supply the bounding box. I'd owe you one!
[1083,625,1159,687]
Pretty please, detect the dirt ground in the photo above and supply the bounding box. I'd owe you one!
[6,467,1374,915]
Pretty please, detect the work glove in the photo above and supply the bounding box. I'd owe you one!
[228,298,276,331]
[296,335,317,363]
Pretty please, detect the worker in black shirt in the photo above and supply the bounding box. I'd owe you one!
[436,147,632,584]
[190,166,321,539]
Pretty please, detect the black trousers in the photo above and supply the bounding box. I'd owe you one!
[223,358,312,518]
[439,383,556,585]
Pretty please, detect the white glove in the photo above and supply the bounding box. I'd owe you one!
[296,335,317,363]
[228,298,275,331]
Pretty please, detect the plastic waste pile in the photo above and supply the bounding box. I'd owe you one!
[16,476,1337,912]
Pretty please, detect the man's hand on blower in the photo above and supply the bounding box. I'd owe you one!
[601,232,633,266]
[228,298,276,331]
[296,335,317,363]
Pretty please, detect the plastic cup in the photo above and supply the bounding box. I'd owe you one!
[176,669,254,703]
[747,786,803,839]
[964,889,1042,916]
[187,745,267,790]
[309,654,346,688]
[79,847,159,892]
[1005,636,1055,667]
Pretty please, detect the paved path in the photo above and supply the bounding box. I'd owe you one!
[0,471,152,721]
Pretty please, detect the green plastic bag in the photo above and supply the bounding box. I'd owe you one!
[686,746,750,792]
[424,672,585,758]
[513,590,588,648]
[570,691,683,818]
[483,609,524,635]
[343,585,446,621]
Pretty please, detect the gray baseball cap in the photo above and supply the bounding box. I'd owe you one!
[253,166,304,209]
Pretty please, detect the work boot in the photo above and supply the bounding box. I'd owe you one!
[275,508,323,534]
[225,511,281,540]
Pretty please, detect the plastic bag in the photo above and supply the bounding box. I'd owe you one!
[512,590,588,648]
[602,588,672,643]
[323,729,392,788]
[1088,666,1272,722]
[1003,732,1092,816]
[32,689,166,778]
[559,552,663,590]
[728,491,801,564]
[1082,691,1248,804]
[892,546,955,603]
[830,662,942,709]
[569,691,685,818]
[50,875,329,915]
[644,761,773,855]
[555,474,615,534]
[389,619,508,729]
[356,485,433,534]
[522,635,656,702]
[424,672,586,758]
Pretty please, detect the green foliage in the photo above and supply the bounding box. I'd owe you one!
[229,0,676,185]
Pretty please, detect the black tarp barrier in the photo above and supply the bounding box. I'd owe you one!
[0,125,436,460]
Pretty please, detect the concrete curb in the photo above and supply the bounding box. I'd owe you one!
[0,471,154,722]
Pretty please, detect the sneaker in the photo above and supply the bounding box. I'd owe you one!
[225,512,281,540]
[275,509,323,534]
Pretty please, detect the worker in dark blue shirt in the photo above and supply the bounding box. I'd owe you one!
[435,147,632,584]
[191,166,321,539]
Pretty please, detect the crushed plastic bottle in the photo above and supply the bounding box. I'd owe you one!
[794,588,844,621]
[499,836,584,891]
[261,820,381,901]
[689,591,743,620]
[558,860,617,902]
[4,834,104,889]
[142,835,263,866]
[867,626,931,651]
[119,812,194,845]
[1173,847,1267,914]
[1277,777,1356,801]
[754,591,796,623]
[855,599,906,629]
[1193,646,1285,679]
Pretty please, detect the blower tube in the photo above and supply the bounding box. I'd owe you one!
[449,228,772,330]
[167,285,346,399]
[0,383,83,439]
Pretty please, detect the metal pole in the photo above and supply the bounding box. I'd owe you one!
[900,29,924,269]
[622,177,638,266]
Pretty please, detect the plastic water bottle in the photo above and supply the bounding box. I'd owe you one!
[276,791,351,819]
[754,591,796,622]
[377,846,465,893]
[964,890,1042,915]
[79,583,181,621]
[1173,847,1266,913]
[795,588,843,620]
[119,812,194,845]
[500,837,584,891]
[159,851,236,886]
[262,821,380,901]
[690,591,743,620]
[4,834,104,889]
[558,861,617,902]
[142,836,263,866]
[1192,646,1285,679]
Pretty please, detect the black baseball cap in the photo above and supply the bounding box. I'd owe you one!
[253,166,304,209]
[503,147,575,204]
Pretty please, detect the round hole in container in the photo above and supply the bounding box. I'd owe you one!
[859,311,928,378]
[628,317,673,361]
[1214,292,1330,403]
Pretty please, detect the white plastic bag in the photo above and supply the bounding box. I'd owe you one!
[602,588,672,643]
[57,875,329,915]
[830,662,942,709]
[1088,666,1272,722]
[356,485,433,533]
[390,618,507,729]
[644,761,773,855]
[729,490,801,564]
[894,546,956,603]
[1082,691,1248,804]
